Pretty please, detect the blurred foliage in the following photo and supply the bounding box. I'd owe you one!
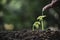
[0,0,60,30]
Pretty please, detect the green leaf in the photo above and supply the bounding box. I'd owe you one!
[33,21,40,29]
[37,15,46,21]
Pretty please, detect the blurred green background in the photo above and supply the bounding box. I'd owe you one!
[0,0,60,31]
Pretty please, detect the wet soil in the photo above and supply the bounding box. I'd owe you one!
[0,29,60,40]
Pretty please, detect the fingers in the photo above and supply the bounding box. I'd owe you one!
[42,0,58,12]
[42,4,51,12]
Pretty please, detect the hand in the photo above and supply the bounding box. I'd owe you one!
[42,0,59,12]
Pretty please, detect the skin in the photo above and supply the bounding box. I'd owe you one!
[42,0,59,12]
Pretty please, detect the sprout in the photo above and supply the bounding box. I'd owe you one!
[37,15,46,21]
[32,21,40,31]
[37,15,46,30]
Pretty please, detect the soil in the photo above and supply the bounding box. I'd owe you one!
[0,29,60,40]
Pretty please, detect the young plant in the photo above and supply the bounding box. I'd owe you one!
[32,15,46,31]
[37,15,46,30]
[32,21,40,31]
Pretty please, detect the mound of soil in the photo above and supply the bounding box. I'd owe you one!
[0,29,60,40]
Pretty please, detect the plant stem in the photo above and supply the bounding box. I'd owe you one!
[41,11,44,30]
[41,21,44,30]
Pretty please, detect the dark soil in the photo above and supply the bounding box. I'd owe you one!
[0,29,60,40]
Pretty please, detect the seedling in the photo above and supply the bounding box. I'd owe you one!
[32,21,40,31]
[32,15,46,31]
[37,15,46,30]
